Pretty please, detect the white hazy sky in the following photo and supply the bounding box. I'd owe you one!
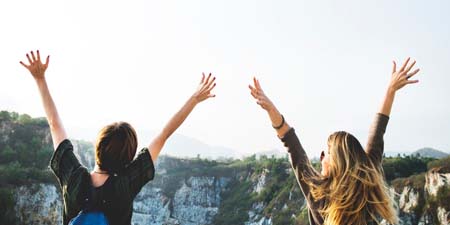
[1,0,449,157]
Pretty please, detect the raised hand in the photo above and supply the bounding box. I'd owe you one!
[19,50,67,149]
[192,73,216,103]
[19,50,50,80]
[388,57,420,93]
[379,57,421,117]
[148,73,217,163]
[248,77,275,112]
[248,77,289,137]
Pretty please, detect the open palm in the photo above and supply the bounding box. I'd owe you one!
[19,50,50,80]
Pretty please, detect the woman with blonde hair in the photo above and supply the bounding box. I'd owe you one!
[249,58,420,225]
[20,50,216,225]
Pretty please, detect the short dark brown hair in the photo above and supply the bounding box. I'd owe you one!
[95,122,138,173]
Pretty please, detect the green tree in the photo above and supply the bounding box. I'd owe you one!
[0,146,16,164]
[0,188,16,225]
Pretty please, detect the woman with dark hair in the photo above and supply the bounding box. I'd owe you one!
[20,50,217,225]
[248,58,420,225]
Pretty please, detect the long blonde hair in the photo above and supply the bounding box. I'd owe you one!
[306,131,398,225]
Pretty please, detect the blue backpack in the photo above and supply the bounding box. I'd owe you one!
[69,183,110,225]
[69,212,109,225]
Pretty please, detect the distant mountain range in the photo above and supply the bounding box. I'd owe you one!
[157,136,449,160]
[132,130,450,160]
[411,147,449,158]
[136,130,243,159]
[385,147,449,159]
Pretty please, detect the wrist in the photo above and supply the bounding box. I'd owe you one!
[34,77,46,84]
[188,95,200,106]
[266,104,277,113]
[386,87,396,96]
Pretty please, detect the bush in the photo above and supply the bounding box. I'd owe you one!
[295,206,310,225]
[0,111,54,186]
[213,181,254,225]
[0,188,16,224]
[427,156,450,173]
[382,155,435,181]
[436,186,450,211]
[0,146,16,164]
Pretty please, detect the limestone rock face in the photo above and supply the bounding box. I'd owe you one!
[425,169,450,197]
[14,170,450,225]
[391,169,450,225]
[399,186,420,213]
[172,177,230,225]
[14,184,62,225]
[132,187,172,225]
[11,138,449,225]
[14,177,229,225]
[424,169,450,225]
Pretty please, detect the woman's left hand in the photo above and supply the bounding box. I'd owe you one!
[388,57,420,93]
[20,50,50,81]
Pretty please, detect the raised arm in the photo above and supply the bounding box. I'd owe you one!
[366,57,420,163]
[248,77,317,171]
[249,77,320,206]
[248,77,290,137]
[148,73,216,163]
[20,50,67,150]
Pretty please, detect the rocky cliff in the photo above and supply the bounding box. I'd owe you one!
[12,147,449,225]
[11,146,305,225]
[390,166,450,225]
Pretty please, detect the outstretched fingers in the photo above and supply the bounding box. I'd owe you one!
[202,74,215,91]
[20,50,50,80]
[255,78,263,91]
[248,85,258,99]
[399,79,419,89]
[204,73,212,85]
[26,53,32,64]
[196,72,216,100]
[404,60,416,73]
[36,50,41,62]
[207,90,216,98]
[45,55,50,67]
[407,68,420,79]
[19,61,28,69]
[200,72,206,84]
[205,82,216,93]
[253,77,264,92]
[399,57,411,71]
[30,51,37,62]
[22,50,48,67]
[390,57,421,92]
[405,79,419,84]
[392,61,397,74]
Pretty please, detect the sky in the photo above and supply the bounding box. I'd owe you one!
[1,0,449,157]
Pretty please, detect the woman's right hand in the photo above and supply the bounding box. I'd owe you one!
[248,77,275,112]
[249,77,289,137]
[148,72,217,163]
[192,73,216,104]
